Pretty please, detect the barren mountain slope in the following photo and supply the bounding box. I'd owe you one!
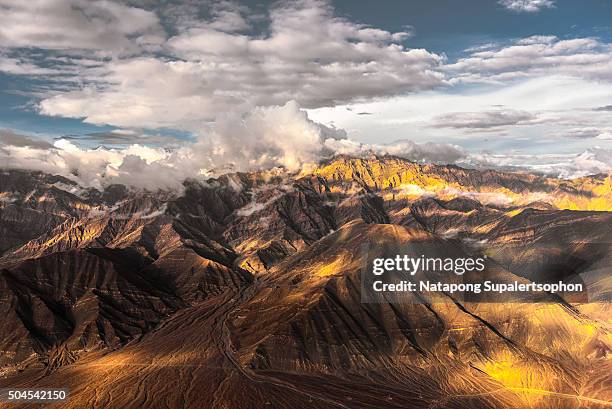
[0,156,610,408]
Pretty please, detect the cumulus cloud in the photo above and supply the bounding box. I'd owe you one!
[1,102,347,189]
[1,100,609,190]
[0,0,165,53]
[323,138,466,164]
[38,57,244,128]
[430,109,538,129]
[206,1,252,32]
[498,0,555,13]
[31,0,444,129]
[1,101,470,189]
[195,101,339,171]
[0,138,184,190]
[446,35,612,84]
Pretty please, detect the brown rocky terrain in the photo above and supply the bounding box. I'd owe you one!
[0,156,610,408]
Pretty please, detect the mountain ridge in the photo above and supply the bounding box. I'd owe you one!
[0,156,610,408]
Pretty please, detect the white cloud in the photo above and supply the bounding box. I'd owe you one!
[205,1,252,32]
[2,100,610,190]
[446,36,612,84]
[195,101,338,171]
[467,148,612,179]
[498,0,555,13]
[29,0,444,129]
[0,0,164,53]
[39,58,239,129]
[323,138,466,164]
[2,2,611,150]
[0,101,474,189]
[0,138,194,190]
[1,102,348,189]
[308,75,612,147]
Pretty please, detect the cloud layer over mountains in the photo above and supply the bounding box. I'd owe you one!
[1,102,473,189]
[0,0,611,187]
[2,101,610,190]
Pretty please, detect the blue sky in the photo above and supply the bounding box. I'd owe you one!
[335,0,612,54]
[0,0,611,186]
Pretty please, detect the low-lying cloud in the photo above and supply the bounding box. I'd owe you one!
[1,103,609,189]
[467,148,612,179]
[1,102,470,189]
[1,102,341,189]
[324,138,467,164]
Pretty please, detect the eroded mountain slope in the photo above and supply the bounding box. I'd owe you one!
[0,156,610,408]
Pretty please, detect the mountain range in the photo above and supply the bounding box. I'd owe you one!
[0,155,610,408]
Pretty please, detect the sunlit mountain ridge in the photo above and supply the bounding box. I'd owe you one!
[0,156,610,408]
